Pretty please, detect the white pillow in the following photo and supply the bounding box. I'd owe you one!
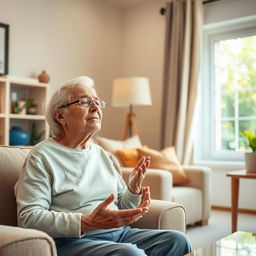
[94,135,142,163]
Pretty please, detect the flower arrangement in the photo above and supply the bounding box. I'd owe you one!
[242,130,256,152]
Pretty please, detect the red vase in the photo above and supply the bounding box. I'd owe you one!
[38,70,50,83]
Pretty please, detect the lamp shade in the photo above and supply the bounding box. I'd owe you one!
[112,77,152,107]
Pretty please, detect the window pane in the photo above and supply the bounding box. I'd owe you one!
[215,47,236,91]
[221,121,235,150]
[237,62,256,89]
[239,120,256,151]
[221,91,234,117]
[214,34,256,153]
[239,90,256,117]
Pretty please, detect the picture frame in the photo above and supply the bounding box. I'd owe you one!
[0,23,9,75]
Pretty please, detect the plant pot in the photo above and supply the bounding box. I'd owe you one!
[244,152,256,173]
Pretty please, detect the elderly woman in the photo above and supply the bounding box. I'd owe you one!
[15,76,191,256]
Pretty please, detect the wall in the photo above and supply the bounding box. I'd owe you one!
[202,0,256,211]
[101,0,166,148]
[0,0,166,149]
[121,0,166,149]
[0,0,123,136]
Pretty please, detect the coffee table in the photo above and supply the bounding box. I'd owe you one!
[185,231,256,255]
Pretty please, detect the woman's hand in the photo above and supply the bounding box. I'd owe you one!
[128,156,150,194]
[81,189,150,232]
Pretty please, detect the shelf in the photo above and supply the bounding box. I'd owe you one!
[0,75,47,88]
[0,75,49,146]
[9,114,46,120]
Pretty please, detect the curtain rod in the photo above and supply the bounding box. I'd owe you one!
[160,0,222,15]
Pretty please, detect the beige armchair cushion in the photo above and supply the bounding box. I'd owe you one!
[0,225,57,256]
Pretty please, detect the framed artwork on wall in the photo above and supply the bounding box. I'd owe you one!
[0,23,9,75]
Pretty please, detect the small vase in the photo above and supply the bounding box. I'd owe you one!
[244,152,256,173]
[10,126,31,146]
[38,70,50,83]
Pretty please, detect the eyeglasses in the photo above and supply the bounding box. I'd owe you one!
[58,97,106,109]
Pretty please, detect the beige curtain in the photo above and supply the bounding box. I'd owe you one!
[161,0,203,164]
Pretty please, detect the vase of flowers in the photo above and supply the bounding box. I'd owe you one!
[243,130,256,173]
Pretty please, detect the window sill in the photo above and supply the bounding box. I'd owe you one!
[194,160,245,171]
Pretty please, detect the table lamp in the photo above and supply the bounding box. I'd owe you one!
[112,77,152,139]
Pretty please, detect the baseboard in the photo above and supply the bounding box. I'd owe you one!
[212,205,256,215]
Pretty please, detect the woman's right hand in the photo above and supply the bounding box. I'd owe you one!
[81,188,150,232]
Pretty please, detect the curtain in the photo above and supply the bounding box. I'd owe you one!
[161,0,203,164]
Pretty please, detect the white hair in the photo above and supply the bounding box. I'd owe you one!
[45,76,95,136]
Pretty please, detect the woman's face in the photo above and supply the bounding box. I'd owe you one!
[58,85,103,138]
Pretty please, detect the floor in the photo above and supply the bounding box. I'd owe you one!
[186,210,256,250]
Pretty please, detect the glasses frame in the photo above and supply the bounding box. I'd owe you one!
[58,97,106,109]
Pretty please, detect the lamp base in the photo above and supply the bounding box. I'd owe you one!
[124,112,139,139]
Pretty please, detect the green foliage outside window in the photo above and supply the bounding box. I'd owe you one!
[215,34,256,152]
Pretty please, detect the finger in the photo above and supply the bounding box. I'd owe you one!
[112,207,143,218]
[135,156,146,169]
[142,187,151,205]
[145,156,150,168]
[94,194,114,212]
[138,187,149,208]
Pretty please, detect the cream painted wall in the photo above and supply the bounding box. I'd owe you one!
[202,0,256,211]
[120,0,166,148]
[0,0,166,147]
[0,0,124,137]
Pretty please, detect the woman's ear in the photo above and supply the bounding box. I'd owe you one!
[55,109,66,126]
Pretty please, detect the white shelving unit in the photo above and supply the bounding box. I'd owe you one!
[0,76,49,146]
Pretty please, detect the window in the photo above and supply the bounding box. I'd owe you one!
[196,17,256,162]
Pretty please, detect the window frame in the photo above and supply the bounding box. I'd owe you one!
[195,15,256,162]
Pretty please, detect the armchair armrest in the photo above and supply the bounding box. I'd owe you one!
[182,166,212,221]
[0,225,57,256]
[131,200,186,233]
[122,167,173,201]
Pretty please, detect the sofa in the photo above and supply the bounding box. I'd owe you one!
[95,135,212,226]
[0,145,187,256]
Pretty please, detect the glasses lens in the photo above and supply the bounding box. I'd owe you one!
[99,100,106,108]
[79,98,106,108]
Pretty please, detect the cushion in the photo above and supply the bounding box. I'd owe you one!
[137,147,190,185]
[94,135,142,164]
[117,146,148,167]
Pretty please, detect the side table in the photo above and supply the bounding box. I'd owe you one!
[226,170,256,233]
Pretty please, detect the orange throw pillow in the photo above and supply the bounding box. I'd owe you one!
[117,146,148,168]
[137,147,190,185]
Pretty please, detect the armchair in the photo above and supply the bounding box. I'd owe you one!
[0,145,186,255]
[94,135,212,226]
[122,165,211,226]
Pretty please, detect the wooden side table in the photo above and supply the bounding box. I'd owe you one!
[226,170,256,233]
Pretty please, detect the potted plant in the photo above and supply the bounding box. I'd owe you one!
[26,98,37,115]
[242,130,256,173]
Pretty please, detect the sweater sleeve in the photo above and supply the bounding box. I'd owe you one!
[108,153,141,209]
[14,155,82,238]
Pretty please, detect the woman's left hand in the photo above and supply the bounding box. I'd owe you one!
[128,156,150,194]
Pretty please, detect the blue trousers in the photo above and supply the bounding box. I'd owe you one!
[54,226,192,256]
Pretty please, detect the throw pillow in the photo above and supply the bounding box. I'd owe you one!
[117,146,148,167]
[94,135,142,164]
[137,146,190,185]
